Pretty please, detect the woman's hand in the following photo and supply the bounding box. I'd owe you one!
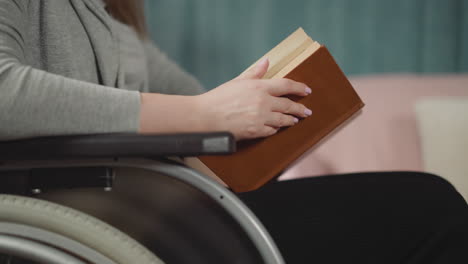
[139,58,312,140]
[195,58,312,140]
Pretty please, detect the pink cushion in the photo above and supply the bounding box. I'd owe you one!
[279,74,468,180]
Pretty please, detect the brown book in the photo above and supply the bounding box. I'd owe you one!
[193,28,364,192]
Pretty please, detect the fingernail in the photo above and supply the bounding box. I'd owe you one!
[293,117,299,123]
[258,57,269,66]
[304,109,312,116]
[305,87,312,94]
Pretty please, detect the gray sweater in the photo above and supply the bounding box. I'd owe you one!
[0,0,205,141]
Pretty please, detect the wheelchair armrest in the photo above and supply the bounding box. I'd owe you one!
[0,132,235,160]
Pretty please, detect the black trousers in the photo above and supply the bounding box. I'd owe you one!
[238,172,468,264]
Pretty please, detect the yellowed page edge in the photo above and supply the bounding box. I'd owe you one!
[271,41,321,79]
[241,28,314,79]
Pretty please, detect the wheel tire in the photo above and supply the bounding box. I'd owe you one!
[0,195,164,264]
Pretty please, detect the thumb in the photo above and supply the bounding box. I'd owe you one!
[236,57,269,80]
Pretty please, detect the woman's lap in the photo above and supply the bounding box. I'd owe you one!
[38,169,468,263]
[238,171,468,264]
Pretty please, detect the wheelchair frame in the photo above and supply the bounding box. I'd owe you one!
[0,133,285,264]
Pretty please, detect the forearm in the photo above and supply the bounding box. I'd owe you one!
[139,93,209,134]
[0,62,140,141]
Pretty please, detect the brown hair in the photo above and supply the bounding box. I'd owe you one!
[103,0,148,38]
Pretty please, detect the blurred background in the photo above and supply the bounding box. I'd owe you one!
[145,0,468,88]
[144,0,468,201]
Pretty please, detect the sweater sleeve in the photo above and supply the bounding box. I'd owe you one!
[143,41,206,96]
[0,0,141,141]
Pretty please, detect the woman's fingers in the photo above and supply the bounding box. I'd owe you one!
[271,97,312,118]
[263,78,311,97]
[264,112,299,128]
[236,58,270,80]
[203,65,314,140]
[260,126,280,137]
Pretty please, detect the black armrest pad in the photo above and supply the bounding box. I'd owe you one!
[0,132,236,160]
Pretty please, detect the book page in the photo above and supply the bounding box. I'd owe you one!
[272,41,321,79]
[242,28,314,79]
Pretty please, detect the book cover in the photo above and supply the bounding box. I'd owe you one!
[198,28,364,192]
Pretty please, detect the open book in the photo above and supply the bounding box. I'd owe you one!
[190,28,364,192]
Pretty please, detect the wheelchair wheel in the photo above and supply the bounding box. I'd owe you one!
[0,195,164,264]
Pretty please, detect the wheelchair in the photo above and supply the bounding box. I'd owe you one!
[0,132,285,264]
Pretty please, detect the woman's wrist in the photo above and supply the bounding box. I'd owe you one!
[139,92,210,134]
[191,94,219,132]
